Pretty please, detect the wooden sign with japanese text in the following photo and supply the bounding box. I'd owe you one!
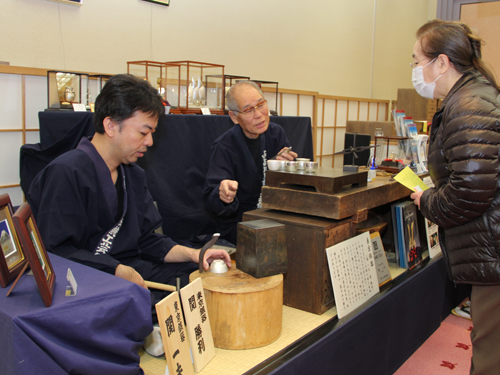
[155,292,194,375]
[326,231,380,319]
[180,277,215,372]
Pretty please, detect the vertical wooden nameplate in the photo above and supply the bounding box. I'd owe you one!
[180,278,215,372]
[155,292,194,375]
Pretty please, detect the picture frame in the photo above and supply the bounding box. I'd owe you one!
[13,203,56,307]
[142,0,169,6]
[0,194,27,288]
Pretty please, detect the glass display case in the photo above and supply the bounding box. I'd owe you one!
[252,80,278,115]
[374,136,411,173]
[47,71,89,110]
[166,61,224,114]
[204,74,250,114]
[88,74,112,106]
[127,60,181,110]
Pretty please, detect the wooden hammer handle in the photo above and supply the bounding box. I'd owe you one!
[145,280,176,292]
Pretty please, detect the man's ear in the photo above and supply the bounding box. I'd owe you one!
[103,117,116,137]
[228,111,239,125]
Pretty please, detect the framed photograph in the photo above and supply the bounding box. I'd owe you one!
[142,0,169,6]
[13,203,56,307]
[0,194,27,288]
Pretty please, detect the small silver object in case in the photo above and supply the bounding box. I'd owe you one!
[209,259,228,274]
[64,87,75,102]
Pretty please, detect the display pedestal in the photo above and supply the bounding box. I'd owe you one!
[190,264,283,349]
[244,209,355,314]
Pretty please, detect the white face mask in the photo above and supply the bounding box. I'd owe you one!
[412,58,442,99]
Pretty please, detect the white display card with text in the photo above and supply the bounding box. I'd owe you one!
[326,231,380,319]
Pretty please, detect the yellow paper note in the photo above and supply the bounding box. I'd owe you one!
[394,167,429,192]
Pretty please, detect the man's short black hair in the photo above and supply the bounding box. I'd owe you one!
[94,74,164,134]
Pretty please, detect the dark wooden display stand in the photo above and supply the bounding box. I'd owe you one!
[243,209,355,315]
[245,172,414,314]
[265,167,367,195]
[262,173,411,220]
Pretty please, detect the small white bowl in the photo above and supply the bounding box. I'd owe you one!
[267,160,281,171]
[210,259,228,274]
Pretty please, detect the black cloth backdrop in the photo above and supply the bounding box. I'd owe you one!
[20,112,95,197]
[21,112,313,245]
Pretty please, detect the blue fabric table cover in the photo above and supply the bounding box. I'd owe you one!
[0,253,152,375]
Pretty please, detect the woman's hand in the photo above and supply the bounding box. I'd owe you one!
[410,190,424,208]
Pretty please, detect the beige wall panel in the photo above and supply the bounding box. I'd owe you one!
[335,127,347,152]
[323,100,337,126]
[334,127,347,168]
[372,0,438,100]
[461,2,500,80]
[368,102,378,121]
[322,155,333,167]
[26,131,40,145]
[322,128,335,155]
[347,101,360,122]
[25,75,47,130]
[316,129,323,156]
[281,94,298,116]
[264,92,278,115]
[0,74,22,130]
[1,0,436,101]
[317,99,324,123]
[358,102,369,122]
[336,101,348,127]
[333,155,344,168]
[298,95,314,119]
[0,133,22,184]
[378,103,389,121]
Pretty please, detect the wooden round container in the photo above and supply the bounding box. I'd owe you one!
[189,264,283,350]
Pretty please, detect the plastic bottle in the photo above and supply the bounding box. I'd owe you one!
[368,157,377,182]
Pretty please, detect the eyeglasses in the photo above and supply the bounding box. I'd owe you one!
[410,58,428,69]
[410,57,437,69]
[234,100,268,118]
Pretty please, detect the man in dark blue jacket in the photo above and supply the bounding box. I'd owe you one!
[203,81,297,244]
[29,74,230,295]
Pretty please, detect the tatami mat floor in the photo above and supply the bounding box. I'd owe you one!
[140,305,336,375]
[140,264,408,375]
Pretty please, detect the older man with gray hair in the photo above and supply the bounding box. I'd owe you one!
[203,81,297,245]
